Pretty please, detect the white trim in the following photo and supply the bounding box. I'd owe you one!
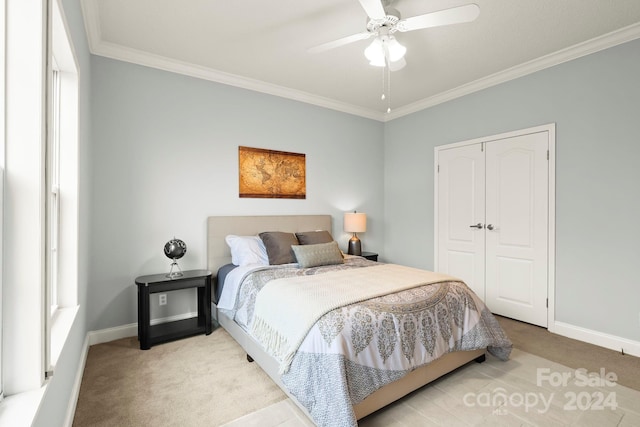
[50,306,79,367]
[435,123,555,151]
[94,41,385,122]
[0,167,3,400]
[61,335,90,427]
[553,321,640,359]
[87,311,199,346]
[387,22,640,121]
[87,323,137,346]
[79,0,384,122]
[53,0,79,74]
[4,0,47,394]
[0,386,46,427]
[79,0,101,54]
[47,0,81,380]
[434,123,556,328]
[547,125,556,334]
[80,0,640,122]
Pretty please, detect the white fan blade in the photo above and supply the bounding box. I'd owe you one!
[308,32,372,54]
[397,3,480,32]
[358,0,386,20]
[388,57,406,72]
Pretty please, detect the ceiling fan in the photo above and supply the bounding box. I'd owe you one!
[309,0,480,71]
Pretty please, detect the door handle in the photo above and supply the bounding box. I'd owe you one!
[469,223,483,229]
[486,224,494,230]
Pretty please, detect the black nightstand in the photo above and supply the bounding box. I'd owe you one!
[135,269,213,350]
[361,251,378,261]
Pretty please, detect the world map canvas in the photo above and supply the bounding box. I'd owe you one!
[238,146,306,199]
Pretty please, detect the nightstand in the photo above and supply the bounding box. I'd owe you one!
[135,269,213,350]
[361,251,378,261]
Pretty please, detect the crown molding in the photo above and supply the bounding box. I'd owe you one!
[80,0,101,48]
[385,22,640,121]
[94,41,386,122]
[80,1,384,121]
[82,0,640,123]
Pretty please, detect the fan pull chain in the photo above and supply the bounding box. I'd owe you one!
[381,65,386,101]
[379,63,392,113]
[386,65,391,113]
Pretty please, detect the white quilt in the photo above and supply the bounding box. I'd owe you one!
[221,258,512,427]
[250,264,458,373]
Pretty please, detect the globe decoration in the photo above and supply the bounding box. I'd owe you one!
[164,238,187,278]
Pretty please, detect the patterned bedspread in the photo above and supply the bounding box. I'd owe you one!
[220,257,512,426]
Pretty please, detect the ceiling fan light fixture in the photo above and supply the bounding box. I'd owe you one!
[365,34,406,68]
[364,37,385,65]
[387,56,406,71]
[386,36,406,62]
[369,57,386,67]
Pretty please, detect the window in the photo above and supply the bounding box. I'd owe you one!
[48,63,61,317]
[0,0,5,402]
[1,1,78,421]
[3,0,49,406]
[47,0,79,370]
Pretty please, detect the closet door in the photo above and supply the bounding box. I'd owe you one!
[485,132,548,327]
[437,144,486,298]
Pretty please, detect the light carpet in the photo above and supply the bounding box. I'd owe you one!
[74,317,640,426]
[73,328,286,426]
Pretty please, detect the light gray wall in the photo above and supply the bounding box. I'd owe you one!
[88,56,384,331]
[33,0,92,425]
[383,39,640,342]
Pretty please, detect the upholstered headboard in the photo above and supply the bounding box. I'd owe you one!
[206,215,332,277]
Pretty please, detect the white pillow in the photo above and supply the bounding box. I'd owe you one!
[225,235,269,266]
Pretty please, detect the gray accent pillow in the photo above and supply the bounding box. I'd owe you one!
[295,230,334,245]
[259,231,299,265]
[292,241,344,268]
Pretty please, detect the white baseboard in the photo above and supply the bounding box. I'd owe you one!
[87,312,198,346]
[87,322,137,346]
[64,335,90,427]
[552,321,640,358]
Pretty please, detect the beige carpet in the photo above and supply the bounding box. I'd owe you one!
[496,316,640,391]
[73,328,286,426]
[74,318,640,426]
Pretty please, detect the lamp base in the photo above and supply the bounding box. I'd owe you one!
[166,260,184,279]
[347,235,362,256]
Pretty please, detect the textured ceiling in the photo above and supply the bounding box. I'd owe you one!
[81,0,640,121]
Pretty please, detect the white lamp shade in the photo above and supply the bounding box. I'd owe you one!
[364,36,406,68]
[388,56,406,71]
[344,212,367,233]
[364,38,384,64]
[369,56,386,67]
[386,36,406,62]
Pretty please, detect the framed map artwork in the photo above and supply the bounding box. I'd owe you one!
[238,146,306,199]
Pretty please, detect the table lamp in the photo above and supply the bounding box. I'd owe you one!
[344,211,366,256]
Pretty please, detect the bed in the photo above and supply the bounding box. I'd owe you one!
[207,215,511,426]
